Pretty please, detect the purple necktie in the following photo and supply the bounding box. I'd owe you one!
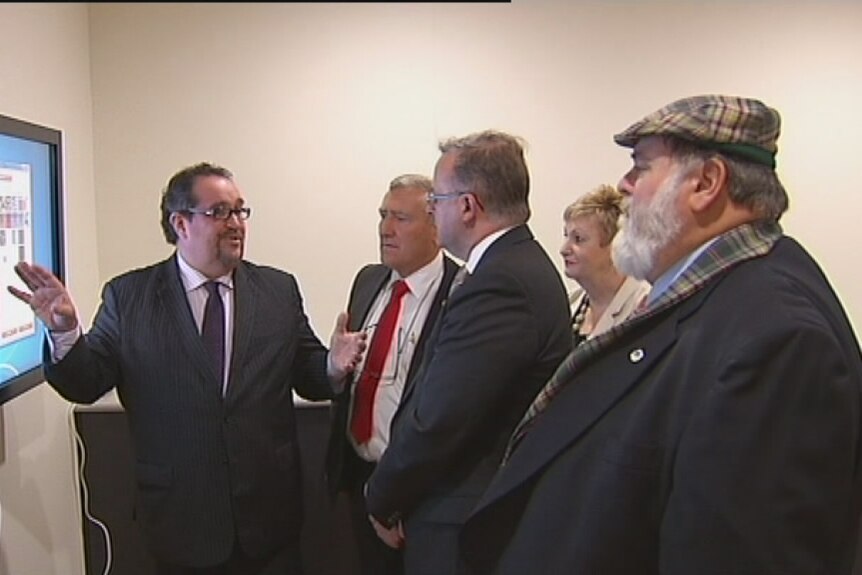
[201,281,225,383]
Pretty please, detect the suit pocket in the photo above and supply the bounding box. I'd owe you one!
[134,461,173,522]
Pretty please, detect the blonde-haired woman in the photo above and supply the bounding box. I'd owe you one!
[560,184,650,347]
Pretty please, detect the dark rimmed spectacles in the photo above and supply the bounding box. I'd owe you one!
[186,206,252,221]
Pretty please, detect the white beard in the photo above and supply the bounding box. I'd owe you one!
[612,167,686,281]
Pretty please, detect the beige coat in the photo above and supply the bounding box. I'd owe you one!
[569,275,650,339]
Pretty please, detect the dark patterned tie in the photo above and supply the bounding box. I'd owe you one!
[448,265,469,297]
[201,281,225,384]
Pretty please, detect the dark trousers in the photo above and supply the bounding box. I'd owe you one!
[155,540,302,575]
[344,453,404,575]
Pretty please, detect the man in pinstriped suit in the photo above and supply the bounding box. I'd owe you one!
[9,163,365,575]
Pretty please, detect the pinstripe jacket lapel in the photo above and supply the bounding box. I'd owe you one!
[226,263,257,403]
[156,256,222,392]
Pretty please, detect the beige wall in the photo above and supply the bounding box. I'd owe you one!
[0,4,96,574]
[1,2,861,573]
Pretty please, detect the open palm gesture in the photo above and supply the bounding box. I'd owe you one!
[7,262,78,332]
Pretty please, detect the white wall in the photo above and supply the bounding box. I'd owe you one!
[0,2,861,573]
[0,4,96,574]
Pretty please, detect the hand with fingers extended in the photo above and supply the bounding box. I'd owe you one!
[7,262,79,332]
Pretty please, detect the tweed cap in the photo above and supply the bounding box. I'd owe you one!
[613,95,781,168]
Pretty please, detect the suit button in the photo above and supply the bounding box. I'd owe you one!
[629,348,645,363]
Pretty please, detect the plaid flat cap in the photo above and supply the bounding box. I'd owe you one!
[613,95,781,168]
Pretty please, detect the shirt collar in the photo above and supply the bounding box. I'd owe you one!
[389,250,444,295]
[464,226,515,273]
[647,221,782,312]
[176,251,234,293]
[647,236,718,305]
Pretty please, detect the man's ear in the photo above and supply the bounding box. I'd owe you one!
[170,212,188,241]
[460,193,480,225]
[689,157,728,213]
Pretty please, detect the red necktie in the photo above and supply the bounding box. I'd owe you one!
[351,280,410,444]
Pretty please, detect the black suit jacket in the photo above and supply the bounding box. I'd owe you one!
[365,225,571,574]
[461,236,862,575]
[325,256,458,497]
[45,255,333,567]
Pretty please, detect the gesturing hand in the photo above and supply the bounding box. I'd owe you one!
[7,262,79,332]
[328,311,367,381]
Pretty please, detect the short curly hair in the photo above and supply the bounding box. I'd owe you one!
[563,184,624,246]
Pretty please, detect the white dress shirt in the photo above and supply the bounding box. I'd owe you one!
[350,251,445,462]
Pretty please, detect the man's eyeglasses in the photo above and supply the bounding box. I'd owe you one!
[426,190,469,206]
[185,206,252,221]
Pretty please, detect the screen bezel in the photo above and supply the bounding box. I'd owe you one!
[0,113,65,404]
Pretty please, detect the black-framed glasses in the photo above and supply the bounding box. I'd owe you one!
[426,190,469,206]
[185,206,252,221]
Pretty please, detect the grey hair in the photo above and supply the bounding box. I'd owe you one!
[438,130,531,224]
[389,174,433,196]
[664,136,788,222]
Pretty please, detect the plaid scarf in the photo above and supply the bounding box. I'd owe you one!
[502,220,783,464]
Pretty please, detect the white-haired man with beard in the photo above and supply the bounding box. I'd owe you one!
[460,95,862,575]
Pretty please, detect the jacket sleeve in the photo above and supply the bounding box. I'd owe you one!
[44,280,123,404]
[287,274,333,402]
[661,318,862,574]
